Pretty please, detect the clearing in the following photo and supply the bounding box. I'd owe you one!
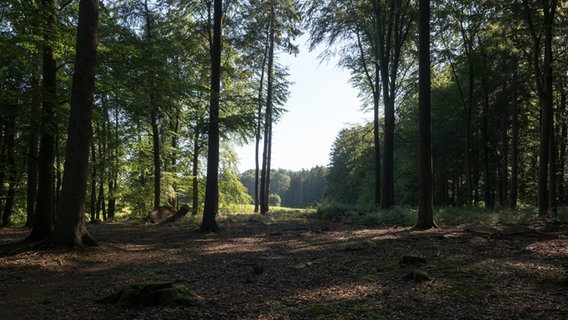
[0,214,567,319]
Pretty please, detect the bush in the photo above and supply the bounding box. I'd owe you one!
[269,194,281,207]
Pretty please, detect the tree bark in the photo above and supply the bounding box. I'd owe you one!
[26,54,42,228]
[2,116,16,228]
[510,64,519,209]
[29,0,58,241]
[151,110,161,209]
[261,2,276,215]
[201,0,222,232]
[191,125,201,215]
[416,0,436,230]
[49,0,99,247]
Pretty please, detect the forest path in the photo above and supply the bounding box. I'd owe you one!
[0,215,567,319]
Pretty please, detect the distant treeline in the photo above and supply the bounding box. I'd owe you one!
[239,167,327,208]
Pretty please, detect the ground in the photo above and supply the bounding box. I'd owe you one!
[0,214,567,319]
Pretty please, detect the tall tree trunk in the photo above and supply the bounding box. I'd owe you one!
[49,0,99,247]
[254,43,269,214]
[355,29,381,207]
[191,125,200,215]
[261,2,275,215]
[499,88,509,207]
[150,110,161,209]
[169,112,180,209]
[416,0,435,230]
[481,79,493,209]
[29,0,58,241]
[524,0,558,217]
[557,91,566,205]
[201,0,222,232]
[510,65,519,209]
[90,128,97,221]
[2,116,16,228]
[26,56,41,227]
[106,106,119,219]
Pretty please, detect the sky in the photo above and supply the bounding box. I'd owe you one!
[236,40,371,172]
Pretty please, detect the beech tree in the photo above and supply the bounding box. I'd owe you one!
[28,0,58,241]
[308,0,414,209]
[201,0,223,232]
[49,0,99,247]
[416,0,436,229]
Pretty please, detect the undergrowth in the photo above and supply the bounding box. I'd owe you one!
[311,203,568,227]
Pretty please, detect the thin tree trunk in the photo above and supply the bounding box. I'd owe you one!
[510,66,519,209]
[192,126,200,215]
[254,43,269,214]
[151,110,161,209]
[29,0,58,241]
[90,134,97,221]
[26,56,41,228]
[260,2,275,215]
[558,91,566,205]
[481,79,493,209]
[2,116,16,228]
[499,88,509,207]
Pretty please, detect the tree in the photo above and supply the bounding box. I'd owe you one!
[521,0,558,218]
[49,0,99,247]
[28,0,58,241]
[308,0,414,209]
[201,0,223,232]
[415,0,436,229]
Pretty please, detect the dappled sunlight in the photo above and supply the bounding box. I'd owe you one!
[292,282,383,303]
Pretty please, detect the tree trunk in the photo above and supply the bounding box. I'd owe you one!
[90,133,97,221]
[481,79,493,209]
[151,110,161,209]
[510,65,519,209]
[191,125,200,215]
[49,0,99,247]
[2,116,16,228]
[416,0,436,230]
[499,88,509,207]
[557,91,566,205]
[29,0,58,241]
[26,54,42,228]
[261,3,275,215]
[524,0,558,217]
[254,43,269,214]
[201,0,222,232]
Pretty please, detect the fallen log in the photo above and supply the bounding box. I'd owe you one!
[162,204,190,224]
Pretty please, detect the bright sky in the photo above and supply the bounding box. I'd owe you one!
[236,40,371,172]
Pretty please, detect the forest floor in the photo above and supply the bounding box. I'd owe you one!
[0,213,567,320]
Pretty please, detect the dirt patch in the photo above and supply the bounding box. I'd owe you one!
[1,215,567,319]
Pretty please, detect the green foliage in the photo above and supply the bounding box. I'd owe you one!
[326,124,375,206]
[268,193,281,207]
[435,206,539,226]
[239,167,327,208]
